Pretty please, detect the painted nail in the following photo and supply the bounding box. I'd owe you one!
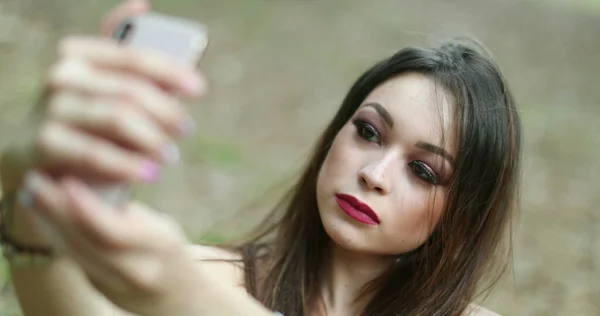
[183,75,203,95]
[17,171,44,208]
[25,171,45,190]
[139,161,161,182]
[179,116,196,136]
[162,144,180,164]
[17,188,34,209]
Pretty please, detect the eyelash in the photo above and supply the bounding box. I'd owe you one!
[352,119,440,185]
[353,119,381,144]
[408,161,440,185]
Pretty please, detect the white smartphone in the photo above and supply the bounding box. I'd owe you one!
[91,13,209,207]
[114,13,209,67]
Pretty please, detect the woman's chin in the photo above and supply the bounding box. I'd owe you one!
[320,210,425,257]
[320,210,373,253]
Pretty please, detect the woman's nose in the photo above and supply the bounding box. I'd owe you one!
[358,155,395,195]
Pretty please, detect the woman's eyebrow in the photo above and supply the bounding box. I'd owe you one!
[415,141,455,165]
[363,102,394,128]
[361,102,454,165]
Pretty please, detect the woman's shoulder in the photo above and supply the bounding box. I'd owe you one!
[465,304,501,316]
[185,244,246,288]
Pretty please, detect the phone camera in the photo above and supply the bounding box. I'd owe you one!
[116,22,134,42]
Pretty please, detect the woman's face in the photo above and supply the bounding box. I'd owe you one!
[316,72,458,255]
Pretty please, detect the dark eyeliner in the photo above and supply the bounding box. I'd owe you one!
[352,119,381,144]
[409,161,440,185]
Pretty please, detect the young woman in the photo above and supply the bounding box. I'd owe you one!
[0,1,520,315]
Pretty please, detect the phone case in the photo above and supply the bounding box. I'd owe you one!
[115,13,209,67]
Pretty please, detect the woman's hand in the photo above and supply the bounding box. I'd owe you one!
[5,3,275,316]
[7,34,203,182]
[1,0,204,192]
[18,171,202,316]
[0,0,205,248]
[2,2,219,315]
[18,172,277,316]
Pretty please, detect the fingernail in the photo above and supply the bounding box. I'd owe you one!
[17,188,34,209]
[139,160,161,182]
[179,116,196,136]
[18,171,44,208]
[162,144,180,164]
[183,75,203,95]
[25,171,45,191]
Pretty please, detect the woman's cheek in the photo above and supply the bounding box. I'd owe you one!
[384,193,444,250]
[323,129,358,176]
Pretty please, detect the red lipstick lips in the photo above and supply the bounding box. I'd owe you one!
[335,194,380,225]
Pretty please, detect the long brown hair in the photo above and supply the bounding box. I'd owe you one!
[222,39,521,316]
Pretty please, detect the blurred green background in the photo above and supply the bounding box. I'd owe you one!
[0,0,598,315]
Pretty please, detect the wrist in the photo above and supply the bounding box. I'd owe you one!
[124,246,219,316]
[1,190,51,246]
[141,247,206,316]
[0,190,57,267]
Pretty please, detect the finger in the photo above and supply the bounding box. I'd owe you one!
[48,92,180,164]
[58,36,204,97]
[19,173,130,266]
[16,172,110,268]
[59,176,137,250]
[125,201,189,249]
[16,172,70,252]
[47,58,195,136]
[60,178,182,292]
[34,121,161,183]
[16,171,71,238]
[19,174,140,293]
[71,247,133,296]
[100,0,150,38]
[61,178,185,251]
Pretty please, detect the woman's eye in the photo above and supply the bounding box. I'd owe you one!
[353,120,381,144]
[408,161,439,185]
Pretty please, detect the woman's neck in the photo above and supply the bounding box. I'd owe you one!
[319,245,395,315]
